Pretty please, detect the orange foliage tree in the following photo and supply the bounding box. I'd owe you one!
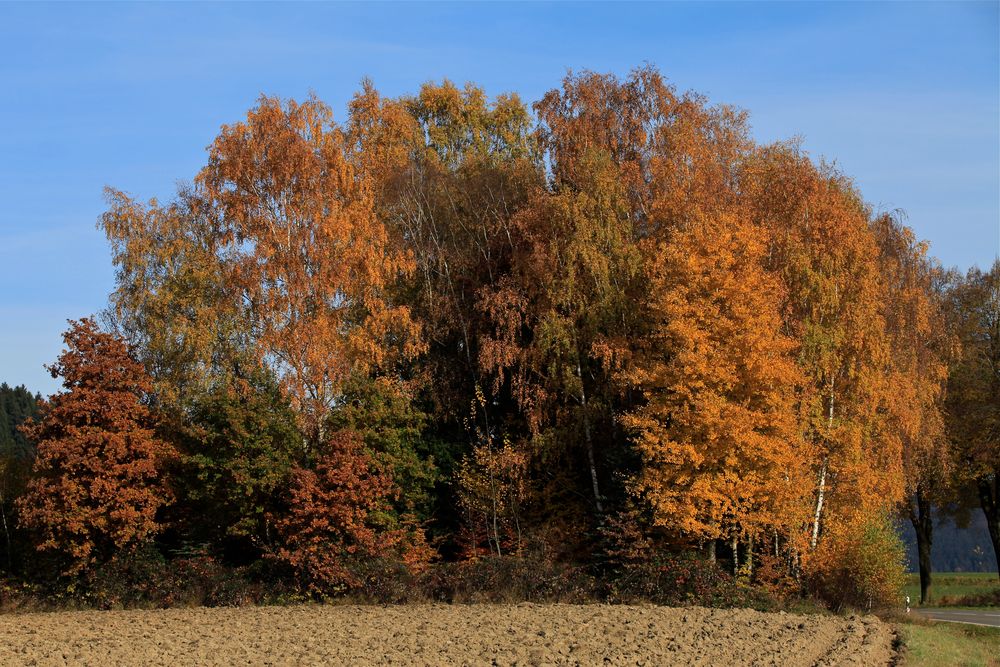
[473,68,754,540]
[742,146,902,561]
[872,212,952,603]
[197,95,422,445]
[17,319,173,575]
[623,211,807,564]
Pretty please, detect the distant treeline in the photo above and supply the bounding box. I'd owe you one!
[0,66,997,612]
[901,512,996,574]
[0,384,40,457]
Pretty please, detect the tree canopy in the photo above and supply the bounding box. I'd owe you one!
[3,66,989,607]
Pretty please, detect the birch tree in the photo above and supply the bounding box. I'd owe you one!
[872,212,952,604]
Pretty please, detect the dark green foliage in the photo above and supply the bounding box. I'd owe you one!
[327,377,444,524]
[167,373,301,562]
[348,552,775,608]
[0,383,40,459]
[0,383,40,574]
[938,587,1000,607]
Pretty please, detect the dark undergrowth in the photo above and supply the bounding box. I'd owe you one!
[0,550,832,614]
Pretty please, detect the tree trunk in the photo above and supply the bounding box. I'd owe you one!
[811,458,828,549]
[731,535,739,576]
[812,376,836,550]
[977,471,1000,582]
[578,361,603,514]
[488,442,502,558]
[0,488,10,572]
[909,486,933,604]
[707,539,716,563]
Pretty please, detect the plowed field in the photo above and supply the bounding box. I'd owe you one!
[0,603,897,666]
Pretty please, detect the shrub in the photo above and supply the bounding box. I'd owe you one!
[82,545,283,609]
[605,551,775,609]
[271,430,412,597]
[938,589,1000,607]
[752,552,799,602]
[807,512,907,612]
[169,372,300,559]
[418,556,597,604]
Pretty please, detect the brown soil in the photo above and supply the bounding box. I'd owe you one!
[0,603,896,666]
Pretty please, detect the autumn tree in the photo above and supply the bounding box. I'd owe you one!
[17,319,173,575]
[456,427,530,558]
[485,151,641,529]
[808,511,907,611]
[623,210,806,567]
[474,68,753,544]
[534,67,750,233]
[742,146,902,562]
[271,430,401,596]
[101,187,238,408]
[197,95,422,446]
[168,369,301,560]
[872,212,952,604]
[945,261,1000,578]
[349,80,543,549]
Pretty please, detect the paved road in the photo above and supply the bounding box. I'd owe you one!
[916,608,1000,628]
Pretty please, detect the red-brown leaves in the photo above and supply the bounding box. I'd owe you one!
[17,319,173,575]
[271,430,399,595]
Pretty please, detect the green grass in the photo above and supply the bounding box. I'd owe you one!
[899,620,1000,667]
[904,572,1000,607]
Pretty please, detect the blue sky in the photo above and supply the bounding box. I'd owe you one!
[1,1,998,395]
